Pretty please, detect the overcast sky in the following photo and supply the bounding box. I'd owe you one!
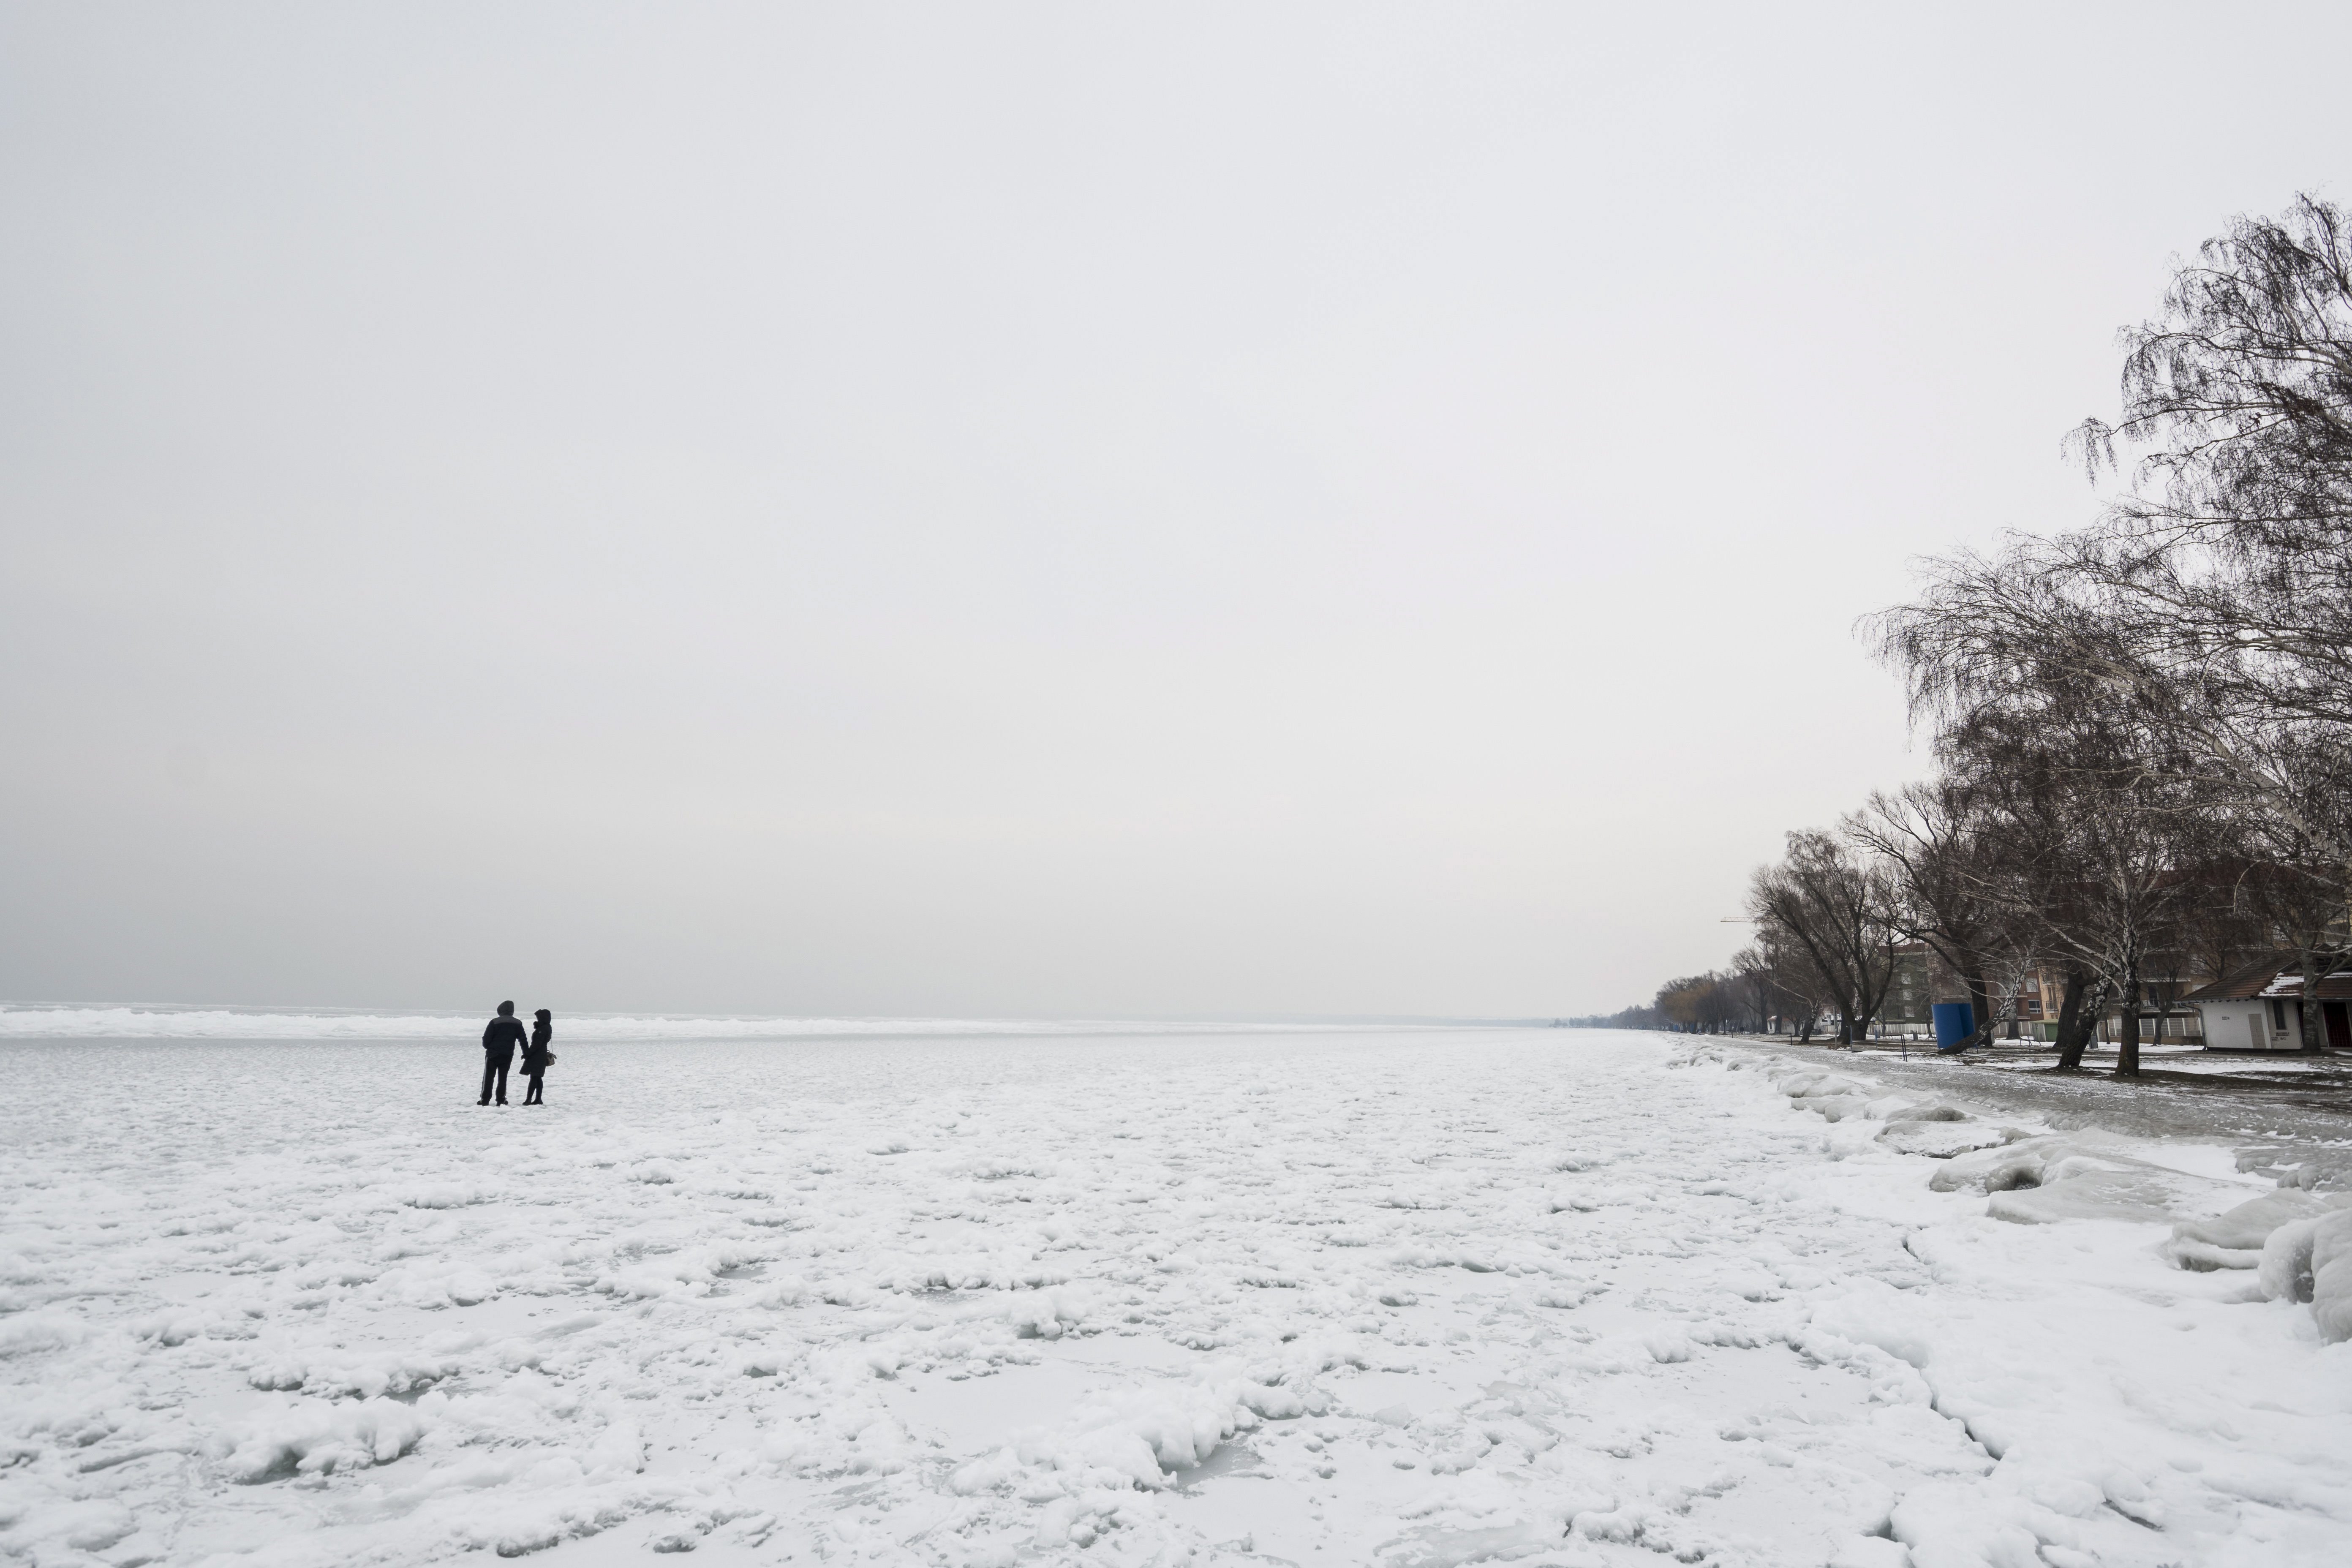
[3,3,2347,1018]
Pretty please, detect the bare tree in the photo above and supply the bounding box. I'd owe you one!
[1946,697,2219,1077]
[1655,972,1764,1034]
[1654,975,1708,1033]
[1745,830,1899,1046]
[1846,779,2016,1049]
[1567,1002,1668,1030]
[1880,194,2352,971]
[1735,938,1831,1040]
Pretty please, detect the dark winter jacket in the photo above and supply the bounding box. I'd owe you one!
[482,1015,526,1058]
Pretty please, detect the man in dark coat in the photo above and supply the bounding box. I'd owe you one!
[480,1001,525,1105]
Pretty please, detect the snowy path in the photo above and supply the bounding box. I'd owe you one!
[3,1028,2349,1568]
[1765,1040,2352,1154]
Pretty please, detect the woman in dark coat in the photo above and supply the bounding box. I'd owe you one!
[522,1010,553,1105]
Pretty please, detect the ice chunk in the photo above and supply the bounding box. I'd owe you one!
[1988,1168,2194,1225]
[395,1181,487,1209]
[1037,1381,1241,1483]
[2316,1212,2352,1344]
[1005,1288,1090,1339]
[246,1348,464,1398]
[2164,1189,2345,1271]
[1774,1070,1871,1100]
[1929,1133,2123,1194]
[2261,1209,2352,1342]
[0,1499,136,1557]
[1883,1102,1969,1124]
[1227,1377,1325,1420]
[0,1312,83,1358]
[210,1397,428,1481]
[1878,1122,2012,1159]
[1888,1483,2043,1568]
[1926,1132,2230,1224]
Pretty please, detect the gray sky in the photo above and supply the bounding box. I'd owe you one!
[4,3,2347,1017]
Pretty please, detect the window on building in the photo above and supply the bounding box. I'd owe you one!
[2270,999,2288,1033]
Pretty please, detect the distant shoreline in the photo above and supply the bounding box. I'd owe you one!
[0,1004,1555,1043]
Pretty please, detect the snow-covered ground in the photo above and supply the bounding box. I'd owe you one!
[4,1025,2350,1568]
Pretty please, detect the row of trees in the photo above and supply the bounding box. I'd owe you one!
[1565,969,1786,1037]
[1588,194,2352,1077]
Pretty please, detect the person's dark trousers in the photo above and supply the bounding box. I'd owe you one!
[479,1050,512,1105]
[522,1071,544,1105]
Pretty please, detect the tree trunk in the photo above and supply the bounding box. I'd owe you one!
[2116,956,2142,1078]
[2054,969,2091,1070]
[1963,968,1994,1050]
[2296,943,2324,1052]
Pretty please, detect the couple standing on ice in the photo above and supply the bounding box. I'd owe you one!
[479,1001,555,1106]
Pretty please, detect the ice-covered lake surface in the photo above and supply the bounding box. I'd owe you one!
[3,1025,2349,1568]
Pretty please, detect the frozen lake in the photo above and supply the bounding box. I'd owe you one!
[2,1024,2347,1567]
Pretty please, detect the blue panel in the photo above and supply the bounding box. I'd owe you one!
[1932,1002,1975,1052]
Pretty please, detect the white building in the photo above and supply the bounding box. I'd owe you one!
[2185,958,2352,1052]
